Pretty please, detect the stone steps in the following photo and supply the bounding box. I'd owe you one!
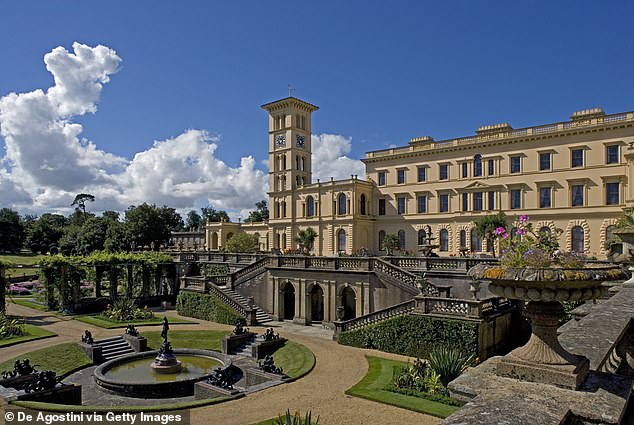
[219,287,272,324]
[94,336,135,361]
[232,334,257,357]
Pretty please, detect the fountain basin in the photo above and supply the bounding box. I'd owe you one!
[94,349,228,398]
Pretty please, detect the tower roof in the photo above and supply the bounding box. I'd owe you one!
[261,97,319,113]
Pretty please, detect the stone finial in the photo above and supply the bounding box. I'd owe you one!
[570,107,605,121]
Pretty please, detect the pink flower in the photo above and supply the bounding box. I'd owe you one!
[502,233,509,239]
[519,215,529,223]
[495,227,506,235]
[517,228,525,235]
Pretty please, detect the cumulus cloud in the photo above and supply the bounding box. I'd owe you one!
[311,133,365,181]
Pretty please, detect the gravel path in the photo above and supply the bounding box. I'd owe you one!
[2,302,441,425]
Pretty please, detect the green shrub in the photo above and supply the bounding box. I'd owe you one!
[428,346,474,387]
[0,314,25,339]
[273,410,319,425]
[337,314,478,358]
[200,263,229,277]
[102,298,154,322]
[176,291,243,325]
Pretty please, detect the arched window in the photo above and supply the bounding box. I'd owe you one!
[295,155,300,170]
[470,231,482,252]
[572,226,584,253]
[282,233,287,249]
[282,201,287,217]
[337,229,346,252]
[474,154,482,177]
[460,230,467,249]
[418,228,426,245]
[539,226,551,235]
[398,230,406,249]
[378,230,386,251]
[282,155,286,170]
[301,157,306,171]
[338,193,347,215]
[440,229,449,252]
[306,196,315,217]
[360,194,366,215]
[606,225,622,254]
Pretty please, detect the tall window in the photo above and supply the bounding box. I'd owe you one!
[360,194,367,215]
[539,187,551,208]
[378,230,386,251]
[462,162,468,178]
[470,231,482,252]
[606,182,620,205]
[571,226,584,253]
[488,159,495,176]
[539,226,551,235]
[473,192,483,211]
[510,156,521,174]
[474,154,482,177]
[606,145,619,164]
[378,199,386,215]
[398,230,406,249]
[571,185,584,207]
[439,164,448,180]
[539,152,551,171]
[338,193,347,215]
[488,191,495,210]
[459,230,467,249]
[397,169,406,184]
[606,225,619,253]
[462,193,469,211]
[439,229,449,252]
[439,194,449,212]
[397,197,406,214]
[417,195,427,213]
[510,189,521,209]
[418,229,426,245]
[378,171,386,186]
[571,149,584,168]
[282,233,287,249]
[417,167,426,182]
[337,229,346,252]
[306,196,315,217]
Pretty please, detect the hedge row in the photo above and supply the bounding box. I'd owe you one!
[176,291,243,325]
[337,314,478,358]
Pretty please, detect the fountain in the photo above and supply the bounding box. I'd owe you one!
[417,225,440,257]
[150,317,182,373]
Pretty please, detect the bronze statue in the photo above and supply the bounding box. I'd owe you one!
[160,316,169,343]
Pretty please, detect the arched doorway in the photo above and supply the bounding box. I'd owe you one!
[341,286,356,320]
[310,285,324,322]
[211,232,219,250]
[281,281,295,320]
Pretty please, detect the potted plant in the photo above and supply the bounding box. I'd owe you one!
[468,215,627,390]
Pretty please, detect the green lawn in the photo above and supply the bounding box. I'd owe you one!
[0,324,56,347]
[345,356,460,419]
[272,340,315,380]
[144,330,229,351]
[0,252,43,265]
[74,314,196,329]
[8,298,49,311]
[0,343,91,377]
[6,267,39,278]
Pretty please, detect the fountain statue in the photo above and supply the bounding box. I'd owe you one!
[418,225,440,257]
[150,317,182,374]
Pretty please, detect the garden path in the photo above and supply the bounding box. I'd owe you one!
[2,303,441,425]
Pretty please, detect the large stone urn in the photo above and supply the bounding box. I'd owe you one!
[469,263,627,390]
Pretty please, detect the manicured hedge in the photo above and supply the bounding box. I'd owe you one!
[338,314,478,358]
[176,291,243,325]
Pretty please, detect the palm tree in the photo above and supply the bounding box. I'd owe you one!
[473,212,507,258]
[295,228,317,253]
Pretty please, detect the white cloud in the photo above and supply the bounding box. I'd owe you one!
[311,133,365,182]
[0,43,367,220]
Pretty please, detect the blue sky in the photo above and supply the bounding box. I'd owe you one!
[1,1,633,217]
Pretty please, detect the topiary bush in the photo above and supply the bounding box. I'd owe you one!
[176,291,243,325]
[337,314,479,358]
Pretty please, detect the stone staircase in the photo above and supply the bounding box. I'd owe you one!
[219,287,272,324]
[230,333,257,357]
[94,336,135,361]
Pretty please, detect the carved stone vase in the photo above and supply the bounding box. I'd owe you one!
[468,263,627,390]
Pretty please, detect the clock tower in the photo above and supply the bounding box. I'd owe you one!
[261,96,319,249]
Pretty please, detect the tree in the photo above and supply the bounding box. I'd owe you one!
[295,228,317,253]
[125,203,182,249]
[381,233,400,256]
[185,210,202,231]
[59,216,109,255]
[71,193,95,214]
[102,210,120,222]
[104,221,133,252]
[244,200,269,223]
[224,233,259,253]
[201,206,230,224]
[473,212,508,258]
[0,208,26,253]
[26,213,67,252]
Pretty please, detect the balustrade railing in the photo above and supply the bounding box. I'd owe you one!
[334,299,416,334]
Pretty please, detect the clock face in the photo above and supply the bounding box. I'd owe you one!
[275,134,286,147]
[296,135,305,148]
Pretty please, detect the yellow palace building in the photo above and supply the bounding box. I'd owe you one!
[205,97,634,258]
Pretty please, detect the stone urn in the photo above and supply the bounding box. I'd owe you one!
[468,263,627,390]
